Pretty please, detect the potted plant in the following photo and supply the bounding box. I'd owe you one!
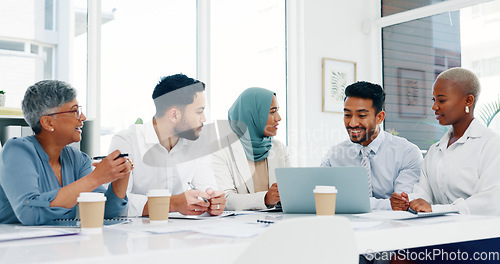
[0,90,5,107]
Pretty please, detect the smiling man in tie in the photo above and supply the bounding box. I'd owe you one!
[321,81,423,211]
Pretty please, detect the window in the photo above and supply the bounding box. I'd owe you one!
[99,0,197,154]
[30,44,39,54]
[382,0,500,150]
[97,0,287,154]
[382,0,448,16]
[45,0,55,30]
[42,47,54,80]
[209,0,287,143]
[0,1,287,156]
[382,11,460,149]
[0,40,24,52]
[0,1,86,111]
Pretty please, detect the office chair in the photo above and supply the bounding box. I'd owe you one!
[235,216,358,264]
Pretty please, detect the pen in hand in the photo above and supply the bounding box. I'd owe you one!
[187,182,210,203]
[92,153,129,160]
[407,207,418,214]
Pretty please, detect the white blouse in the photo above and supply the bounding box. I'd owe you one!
[410,119,500,215]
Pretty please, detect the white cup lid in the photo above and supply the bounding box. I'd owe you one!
[147,189,171,197]
[77,192,106,202]
[313,185,337,193]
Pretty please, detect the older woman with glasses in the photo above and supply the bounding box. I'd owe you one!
[0,80,131,225]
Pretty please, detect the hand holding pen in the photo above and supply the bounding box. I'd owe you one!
[172,183,210,215]
[90,150,132,185]
[407,198,432,213]
[92,153,129,160]
[93,153,134,170]
[187,182,209,203]
[187,182,226,215]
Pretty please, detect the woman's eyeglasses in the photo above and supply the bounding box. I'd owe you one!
[44,106,83,119]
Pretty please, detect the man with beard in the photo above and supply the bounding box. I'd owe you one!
[109,74,226,217]
[321,81,423,211]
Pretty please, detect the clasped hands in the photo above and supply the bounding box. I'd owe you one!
[91,150,133,184]
[171,188,226,216]
[390,192,432,213]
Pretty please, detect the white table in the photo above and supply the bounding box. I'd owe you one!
[1,212,500,264]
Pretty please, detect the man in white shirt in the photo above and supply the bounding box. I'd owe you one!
[321,81,423,211]
[109,74,226,217]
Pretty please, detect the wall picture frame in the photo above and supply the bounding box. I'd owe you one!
[322,58,356,112]
[397,68,426,118]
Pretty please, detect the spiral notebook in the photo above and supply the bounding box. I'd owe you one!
[45,218,130,227]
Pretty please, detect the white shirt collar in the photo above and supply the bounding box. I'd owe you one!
[355,128,385,155]
[144,119,187,153]
[367,129,385,154]
[436,119,485,150]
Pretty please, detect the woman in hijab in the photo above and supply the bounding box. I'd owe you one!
[0,80,131,225]
[212,87,289,211]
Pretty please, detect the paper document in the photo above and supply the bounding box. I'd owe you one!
[33,218,131,227]
[168,211,235,220]
[356,210,459,220]
[138,225,192,234]
[351,221,383,229]
[103,220,193,234]
[192,222,268,238]
[132,221,268,238]
[0,229,79,242]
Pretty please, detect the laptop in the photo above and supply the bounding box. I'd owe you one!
[275,167,371,214]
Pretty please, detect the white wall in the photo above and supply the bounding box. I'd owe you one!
[288,0,381,166]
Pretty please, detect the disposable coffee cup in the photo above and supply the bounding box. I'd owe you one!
[313,186,337,215]
[77,192,106,232]
[147,189,171,222]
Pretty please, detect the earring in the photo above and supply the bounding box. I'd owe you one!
[465,106,470,114]
[50,128,54,132]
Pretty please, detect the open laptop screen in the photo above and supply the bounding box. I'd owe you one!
[275,167,371,214]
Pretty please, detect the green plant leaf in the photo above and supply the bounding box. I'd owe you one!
[479,97,500,127]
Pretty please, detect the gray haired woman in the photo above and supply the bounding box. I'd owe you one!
[0,80,131,225]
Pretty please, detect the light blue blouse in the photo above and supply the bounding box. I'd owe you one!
[0,136,127,225]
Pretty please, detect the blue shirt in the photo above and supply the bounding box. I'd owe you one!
[0,136,127,225]
[321,131,423,210]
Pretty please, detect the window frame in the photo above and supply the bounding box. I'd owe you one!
[374,0,495,85]
[374,0,495,146]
